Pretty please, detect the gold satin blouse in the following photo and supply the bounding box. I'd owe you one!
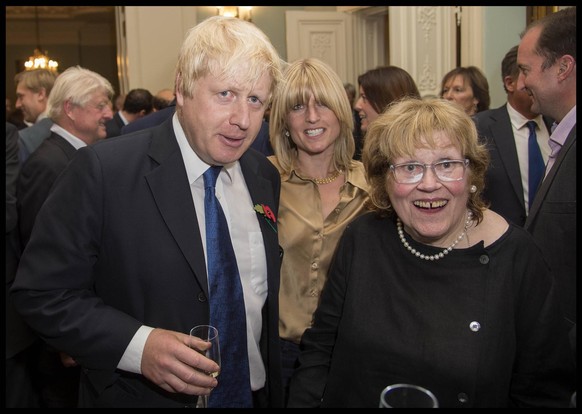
[269,156,370,344]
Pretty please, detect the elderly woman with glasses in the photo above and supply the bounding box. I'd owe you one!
[287,98,575,408]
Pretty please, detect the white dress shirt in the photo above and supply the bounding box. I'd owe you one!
[506,103,550,213]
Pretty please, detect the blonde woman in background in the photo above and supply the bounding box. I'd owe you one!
[268,57,370,403]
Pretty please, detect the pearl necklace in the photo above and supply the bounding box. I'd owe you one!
[311,170,343,185]
[397,211,473,261]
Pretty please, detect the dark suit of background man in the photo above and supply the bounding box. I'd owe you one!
[6,122,41,408]
[11,15,285,408]
[474,45,552,227]
[105,88,153,138]
[16,65,115,407]
[517,6,576,361]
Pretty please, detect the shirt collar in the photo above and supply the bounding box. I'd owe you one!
[49,123,87,150]
[506,102,543,130]
[272,156,368,192]
[118,111,129,125]
[550,105,576,147]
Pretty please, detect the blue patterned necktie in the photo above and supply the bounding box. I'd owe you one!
[527,120,544,209]
[203,166,253,408]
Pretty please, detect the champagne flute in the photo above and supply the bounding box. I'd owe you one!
[190,325,221,408]
[380,383,439,408]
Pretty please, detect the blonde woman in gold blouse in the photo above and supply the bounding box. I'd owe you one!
[268,57,370,401]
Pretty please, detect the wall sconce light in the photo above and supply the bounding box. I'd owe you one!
[216,6,253,22]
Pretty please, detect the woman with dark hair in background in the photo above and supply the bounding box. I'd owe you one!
[354,65,421,136]
[441,66,490,116]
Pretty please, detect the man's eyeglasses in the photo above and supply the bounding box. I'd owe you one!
[389,159,469,184]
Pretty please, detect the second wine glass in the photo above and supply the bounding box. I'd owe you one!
[190,325,221,408]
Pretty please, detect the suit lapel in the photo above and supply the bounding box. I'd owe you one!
[144,121,209,294]
[144,129,280,298]
[490,107,525,206]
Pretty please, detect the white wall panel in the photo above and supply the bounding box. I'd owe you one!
[285,11,354,85]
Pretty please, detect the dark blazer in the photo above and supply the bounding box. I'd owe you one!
[17,132,78,250]
[121,102,176,135]
[525,124,576,343]
[7,122,43,408]
[105,111,125,138]
[474,105,552,226]
[6,122,37,358]
[6,122,19,257]
[11,117,283,407]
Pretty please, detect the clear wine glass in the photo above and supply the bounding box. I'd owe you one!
[190,325,221,408]
[380,383,439,408]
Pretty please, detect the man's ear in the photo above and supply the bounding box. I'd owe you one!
[503,75,515,93]
[38,87,48,101]
[557,55,575,78]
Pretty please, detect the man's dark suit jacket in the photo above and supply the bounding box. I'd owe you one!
[121,101,274,156]
[474,105,552,226]
[15,130,81,408]
[11,117,283,407]
[525,124,576,349]
[17,132,78,249]
[105,111,126,138]
[6,122,37,359]
[7,122,42,408]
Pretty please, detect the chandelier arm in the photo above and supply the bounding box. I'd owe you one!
[35,6,41,49]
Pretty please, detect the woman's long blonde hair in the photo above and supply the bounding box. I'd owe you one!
[269,57,356,173]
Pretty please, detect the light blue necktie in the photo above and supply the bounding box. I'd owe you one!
[203,166,253,408]
[527,121,544,209]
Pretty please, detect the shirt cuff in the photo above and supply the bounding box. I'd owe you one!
[117,325,155,374]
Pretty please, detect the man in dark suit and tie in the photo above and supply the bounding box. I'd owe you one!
[11,16,284,408]
[518,6,576,360]
[474,45,552,226]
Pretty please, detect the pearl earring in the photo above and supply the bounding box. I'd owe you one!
[470,185,477,193]
[284,130,290,138]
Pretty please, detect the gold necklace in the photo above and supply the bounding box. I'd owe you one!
[311,170,343,185]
